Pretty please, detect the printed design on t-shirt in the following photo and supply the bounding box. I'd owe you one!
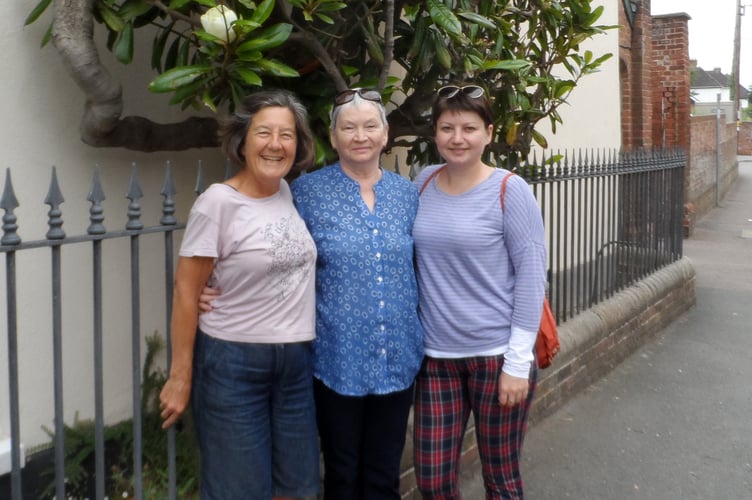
[264,214,314,302]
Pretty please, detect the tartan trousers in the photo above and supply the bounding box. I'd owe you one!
[413,355,537,500]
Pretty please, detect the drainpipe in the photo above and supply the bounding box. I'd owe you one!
[716,93,721,207]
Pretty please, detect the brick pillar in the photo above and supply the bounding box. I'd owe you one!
[650,14,691,151]
[619,0,655,150]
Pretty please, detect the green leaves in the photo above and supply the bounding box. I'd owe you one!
[149,65,213,93]
[114,23,134,64]
[427,0,462,37]
[143,1,297,110]
[457,12,496,31]
[25,0,54,47]
[430,29,452,70]
[151,22,175,73]
[95,2,126,32]
[287,0,346,23]
[119,0,154,22]
[24,0,52,26]
[248,0,275,25]
[237,24,293,54]
[254,59,299,78]
[482,60,532,71]
[233,67,263,86]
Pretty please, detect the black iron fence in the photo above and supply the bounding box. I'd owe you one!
[514,149,686,322]
[1,164,192,500]
[1,149,685,499]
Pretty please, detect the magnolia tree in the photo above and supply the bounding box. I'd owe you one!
[28,0,613,165]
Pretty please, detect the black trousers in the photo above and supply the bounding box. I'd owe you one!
[313,378,414,500]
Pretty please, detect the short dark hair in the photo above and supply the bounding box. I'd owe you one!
[431,85,494,130]
[219,90,315,174]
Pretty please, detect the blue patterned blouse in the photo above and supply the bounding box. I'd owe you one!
[291,163,424,396]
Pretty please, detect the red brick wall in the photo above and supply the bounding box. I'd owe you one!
[687,115,739,218]
[738,122,752,154]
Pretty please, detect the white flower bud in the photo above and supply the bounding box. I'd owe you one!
[200,5,238,44]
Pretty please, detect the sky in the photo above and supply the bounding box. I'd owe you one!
[651,0,752,86]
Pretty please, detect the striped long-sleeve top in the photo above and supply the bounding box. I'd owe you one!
[413,164,548,377]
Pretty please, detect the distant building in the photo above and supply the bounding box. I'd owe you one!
[690,62,748,122]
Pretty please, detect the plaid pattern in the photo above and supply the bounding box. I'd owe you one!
[413,355,537,500]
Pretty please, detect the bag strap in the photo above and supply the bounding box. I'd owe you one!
[500,171,516,213]
[419,165,446,195]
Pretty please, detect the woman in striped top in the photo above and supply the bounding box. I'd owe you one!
[412,84,548,500]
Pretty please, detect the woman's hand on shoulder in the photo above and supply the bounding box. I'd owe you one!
[198,285,221,313]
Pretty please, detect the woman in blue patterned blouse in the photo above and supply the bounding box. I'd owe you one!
[201,88,423,499]
[291,88,423,499]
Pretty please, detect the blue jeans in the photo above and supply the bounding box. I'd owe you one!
[191,331,320,500]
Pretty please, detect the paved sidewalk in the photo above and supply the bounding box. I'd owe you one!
[462,159,752,499]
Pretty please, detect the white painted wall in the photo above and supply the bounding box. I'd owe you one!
[534,0,622,154]
[1,4,226,451]
[693,86,731,102]
[692,88,741,123]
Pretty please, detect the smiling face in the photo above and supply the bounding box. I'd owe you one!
[242,106,297,187]
[330,101,388,169]
[434,109,493,169]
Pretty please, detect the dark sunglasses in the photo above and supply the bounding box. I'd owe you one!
[437,85,485,99]
[334,88,382,107]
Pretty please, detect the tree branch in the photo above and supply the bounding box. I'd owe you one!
[146,0,200,27]
[385,91,435,148]
[278,1,347,90]
[378,0,395,91]
[53,0,123,140]
[86,116,218,151]
[51,0,217,151]
[287,32,346,90]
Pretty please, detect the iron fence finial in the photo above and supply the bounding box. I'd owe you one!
[45,166,66,240]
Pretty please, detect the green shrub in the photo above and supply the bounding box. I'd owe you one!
[42,332,200,499]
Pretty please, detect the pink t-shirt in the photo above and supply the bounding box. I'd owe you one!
[180,182,316,344]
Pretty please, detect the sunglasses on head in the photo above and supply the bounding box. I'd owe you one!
[334,88,382,107]
[437,85,485,99]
